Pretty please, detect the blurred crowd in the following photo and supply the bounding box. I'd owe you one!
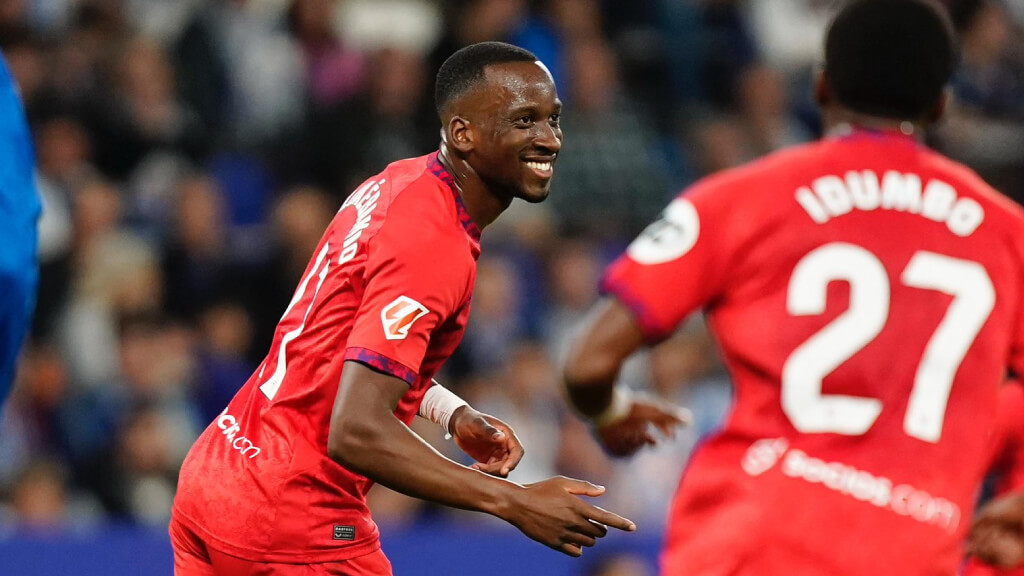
[0,0,1022,572]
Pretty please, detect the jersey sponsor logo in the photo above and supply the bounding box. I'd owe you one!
[627,198,700,265]
[381,296,429,340]
[741,437,789,476]
[794,170,984,237]
[338,179,384,265]
[741,438,961,533]
[216,410,262,459]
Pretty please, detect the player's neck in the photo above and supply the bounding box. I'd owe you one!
[437,145,512,231]
[823,108,924,141]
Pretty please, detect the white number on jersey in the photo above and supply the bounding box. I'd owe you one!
[782,243,994,442]
[259,242,332,400]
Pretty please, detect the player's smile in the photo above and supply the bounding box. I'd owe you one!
[523,153,556,180]
[459,59,561,204]
[513,149,557,202]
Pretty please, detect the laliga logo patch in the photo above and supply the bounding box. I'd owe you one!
[627,198,700,265]
[381,296,429,340]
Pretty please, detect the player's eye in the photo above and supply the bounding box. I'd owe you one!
[549,113,560,126]
[514,115,534,127]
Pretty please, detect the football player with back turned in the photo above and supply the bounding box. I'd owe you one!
[563,1,1024,574]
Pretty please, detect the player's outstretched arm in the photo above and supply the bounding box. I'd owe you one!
[418,381,525,477]
[563,298,690,457]
[328,361,636,557]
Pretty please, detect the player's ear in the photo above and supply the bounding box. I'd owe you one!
[447,116,475,153]
[814,69,832,108]
[926,89,950,124]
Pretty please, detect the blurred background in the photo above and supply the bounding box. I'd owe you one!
[0,0,1022,574]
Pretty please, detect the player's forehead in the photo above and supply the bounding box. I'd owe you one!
[476,60,559,113]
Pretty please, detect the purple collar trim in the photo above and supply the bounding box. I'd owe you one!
[427,152,481,242]
[828,124,922,146]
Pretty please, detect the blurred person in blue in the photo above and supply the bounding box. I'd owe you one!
[0,52,41,416]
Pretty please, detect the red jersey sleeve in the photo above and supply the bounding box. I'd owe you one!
[344,198,471,385]
[601,178,738,342]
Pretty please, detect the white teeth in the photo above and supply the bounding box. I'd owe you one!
[526,161,552,172]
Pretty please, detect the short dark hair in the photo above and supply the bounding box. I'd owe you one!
[435,41,538,118]
[825,0,958,119]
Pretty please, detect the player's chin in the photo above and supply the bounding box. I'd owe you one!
[516,181,552,204]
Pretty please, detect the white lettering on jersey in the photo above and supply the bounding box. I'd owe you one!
[742,438,961,533]
[741,437,789,476]
[338,179,384,265]
[216,411,261,459]
[627,198,700,265]
[381,296,429,340]
[795,170,984,237]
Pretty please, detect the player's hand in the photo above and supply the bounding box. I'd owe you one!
[595,397,691,458]
[504,476,636,557]
[450,406,525,478]
[969,491,1024,568]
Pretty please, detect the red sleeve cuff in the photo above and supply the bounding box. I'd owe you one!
[344,347,418,385]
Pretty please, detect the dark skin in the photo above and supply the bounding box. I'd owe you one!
[438,59,563,225]
[561,71,947,457]
[449,404,524,477]
[814,70,947,138]
[969,491,1024,568]
[329,60,635,558]
[563,300,690,457]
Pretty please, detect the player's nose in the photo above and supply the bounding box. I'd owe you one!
[533,122,561,154]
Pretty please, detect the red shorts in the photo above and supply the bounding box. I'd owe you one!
[170,515,393,576]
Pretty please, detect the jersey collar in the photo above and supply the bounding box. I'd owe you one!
[427,152,482,243]
[827,122,922,145]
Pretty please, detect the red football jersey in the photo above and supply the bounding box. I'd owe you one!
[172,153,480,563]
[602,129,1024,576]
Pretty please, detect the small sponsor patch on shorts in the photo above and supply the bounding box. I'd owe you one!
[333,525,356,541]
